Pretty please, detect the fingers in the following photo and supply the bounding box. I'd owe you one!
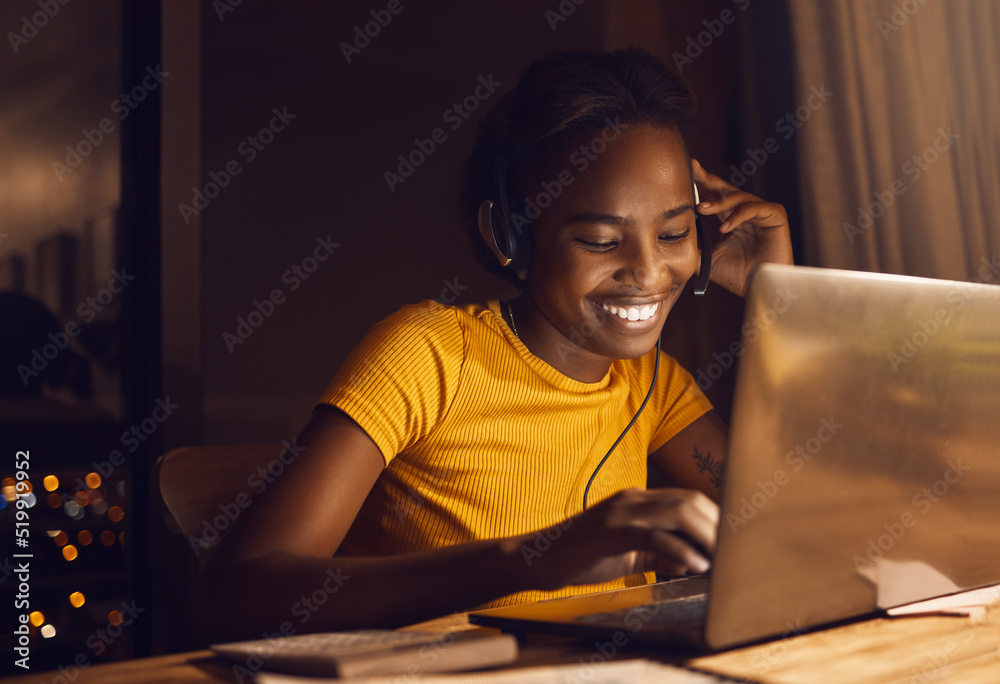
[691,158,788,235]
[609,488,719,573]
[715,201,788,235]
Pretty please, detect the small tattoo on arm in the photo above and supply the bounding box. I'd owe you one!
[692,447,724,489]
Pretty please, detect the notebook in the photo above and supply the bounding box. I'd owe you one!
[211,629,517,679]
[469,263,1000,650]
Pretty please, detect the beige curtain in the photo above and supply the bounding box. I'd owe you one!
[788,0,1000,281]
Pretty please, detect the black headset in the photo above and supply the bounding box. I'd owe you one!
[477,158,712,294]
[478,159,711,510]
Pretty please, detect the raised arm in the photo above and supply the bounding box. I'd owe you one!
[191,406,718,642]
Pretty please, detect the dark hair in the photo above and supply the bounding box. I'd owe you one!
[459,48,696,285]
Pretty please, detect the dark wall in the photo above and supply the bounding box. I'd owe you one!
[192,1,608,443]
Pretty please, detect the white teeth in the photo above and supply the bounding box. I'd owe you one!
[601,302,659,321]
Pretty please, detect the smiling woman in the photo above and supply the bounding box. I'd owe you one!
[193,47,793,642]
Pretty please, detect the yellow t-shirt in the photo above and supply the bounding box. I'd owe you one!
[317,300,712,607]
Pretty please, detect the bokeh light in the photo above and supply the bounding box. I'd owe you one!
[53,531,68,546]
[77,530,93,546]
[44,475,59,491]
[40,625,56,638]
[108,611,123,626]
[62,545,78,561]
[29,611,44,627]
[100,530,115,546]
[108,506,124,522]
[85,472,102,489]
[69,592,86,608]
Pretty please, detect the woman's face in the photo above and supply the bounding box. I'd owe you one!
[522,125,699,376]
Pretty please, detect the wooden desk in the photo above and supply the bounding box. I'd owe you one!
[6,607,998,683]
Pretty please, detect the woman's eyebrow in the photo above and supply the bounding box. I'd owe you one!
[565,204,694,227]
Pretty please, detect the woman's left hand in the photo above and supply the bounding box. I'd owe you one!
[692,159,794,297]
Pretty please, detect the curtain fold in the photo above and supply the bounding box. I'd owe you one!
[788,0,1000,281]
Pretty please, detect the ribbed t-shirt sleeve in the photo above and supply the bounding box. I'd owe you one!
[316,301,465,466]
[647,351,714,454]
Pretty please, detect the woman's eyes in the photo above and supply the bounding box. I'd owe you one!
[577,239,617,250]
[576,229,691,251]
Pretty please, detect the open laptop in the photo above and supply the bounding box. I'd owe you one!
[470,263,1000,650]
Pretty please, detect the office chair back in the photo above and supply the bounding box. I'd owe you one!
[155,444,283,557]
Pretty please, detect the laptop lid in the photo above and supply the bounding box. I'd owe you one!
[705,263,1000,648]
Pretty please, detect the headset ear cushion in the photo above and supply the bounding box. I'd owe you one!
[478,199,513,267]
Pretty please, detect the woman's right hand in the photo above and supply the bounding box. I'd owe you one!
[515,487,719,591]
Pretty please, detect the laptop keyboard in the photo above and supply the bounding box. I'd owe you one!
[574,593,709,630]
